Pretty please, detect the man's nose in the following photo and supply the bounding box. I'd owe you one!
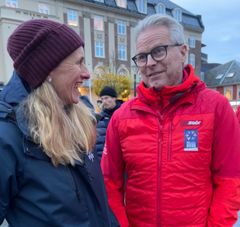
[146,54,157,67]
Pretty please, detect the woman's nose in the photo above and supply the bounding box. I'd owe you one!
[81,65,90,79]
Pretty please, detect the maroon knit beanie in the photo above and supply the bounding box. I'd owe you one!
[7,19,84,89]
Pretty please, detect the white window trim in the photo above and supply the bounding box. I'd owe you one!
[116,0,127,8]
[173,8,182,22]
[188,36,196,48]
[5,0,18,8]
[155,3,165,14]
[67,9,78,27]
[95,40,105,58]
[118,44,127,60]
[38,3,49,15]
[94,15,104,31]
[137,0,147,14]
[189,53,195,68]
[117,20,126,35]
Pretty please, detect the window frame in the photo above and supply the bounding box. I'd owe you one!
[67,9,78,27]
[155,3,165,14]
[94,15,104,31]
[5,0,18,8]
[38,3,50,15]
[95,40,105,58]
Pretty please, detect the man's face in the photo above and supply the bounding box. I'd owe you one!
[135,25,187,90]
[101,95,117,110]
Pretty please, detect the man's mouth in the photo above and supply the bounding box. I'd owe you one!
[148,71,164,77]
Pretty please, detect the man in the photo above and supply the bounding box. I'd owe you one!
[101,14,240,227]
[96,86,123,158]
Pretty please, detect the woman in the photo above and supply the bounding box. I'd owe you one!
[0,19,118,227]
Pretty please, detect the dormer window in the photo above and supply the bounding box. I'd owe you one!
[116,0,127,8]
[155,3,165,14]
[5,0,18,8]
[173,8,182,22]
[136,0,147,14]
[226,72,235,78]
[216,74,223,79]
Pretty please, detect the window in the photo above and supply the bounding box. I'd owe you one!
[226,72,235,78]
[118,44,127,60]
[155,3,165,14]
[5,0,18,8]
[224,86,233,100]
[116,0,127,8]
[188,36,196,48]
[94,16,104,31]
[38,3,49,14]
[237,85,240,100]
[137,0,147,14]
[216,74,223,79]
[117,20,126,35]
[95,41,105,58]
[189,53,195,68]
[173,8,182,22]
[67,9,78,26]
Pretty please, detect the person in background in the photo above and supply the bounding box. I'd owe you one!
[96,86,123,159]
[101,14,240,227]
[0,19,118,227]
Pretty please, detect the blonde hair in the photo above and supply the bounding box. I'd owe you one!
[21,81,96,166]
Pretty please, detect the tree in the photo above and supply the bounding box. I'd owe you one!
[92,68,132,99]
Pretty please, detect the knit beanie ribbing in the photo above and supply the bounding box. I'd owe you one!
[7,19,84,89]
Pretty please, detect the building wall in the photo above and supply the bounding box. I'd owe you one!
[0,0,204,85]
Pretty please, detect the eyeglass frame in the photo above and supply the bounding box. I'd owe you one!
[132,43,183,67]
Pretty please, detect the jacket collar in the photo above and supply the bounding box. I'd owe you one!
[0,71,32,138]
[135,64,202,112]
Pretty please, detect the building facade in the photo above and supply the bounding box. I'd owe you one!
[0,0,204,92]
[204,60,240,110]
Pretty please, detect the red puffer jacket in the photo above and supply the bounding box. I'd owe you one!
[101,65,240,227]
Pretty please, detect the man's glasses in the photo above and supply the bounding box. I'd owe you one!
[132,44,183,67]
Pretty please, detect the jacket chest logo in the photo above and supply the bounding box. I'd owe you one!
[184,129,198,151]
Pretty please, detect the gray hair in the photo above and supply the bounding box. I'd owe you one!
[134,14,185,44]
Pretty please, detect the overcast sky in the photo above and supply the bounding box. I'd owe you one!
[172,0,240,64]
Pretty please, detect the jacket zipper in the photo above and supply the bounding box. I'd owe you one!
[68,166,81,202]
[168,119,173,161]
[157,115,163,227]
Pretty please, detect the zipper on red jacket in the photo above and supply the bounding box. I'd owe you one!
[167,119,173,161]
[157,114,163,227]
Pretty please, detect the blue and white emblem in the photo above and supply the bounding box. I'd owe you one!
[87,152,94,162]
[184,129,198,151]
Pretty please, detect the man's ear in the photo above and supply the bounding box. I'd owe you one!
[180,44,188,63]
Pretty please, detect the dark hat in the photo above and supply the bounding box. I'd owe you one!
[99,86,117,98]
[7,19,84,89]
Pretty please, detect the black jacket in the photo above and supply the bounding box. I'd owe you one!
[96,100,123,159]
[0,72,119,227]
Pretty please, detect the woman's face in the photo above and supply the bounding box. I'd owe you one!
[49,47,90,105]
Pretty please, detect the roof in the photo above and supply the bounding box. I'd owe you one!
[80,0,204,32]
[204,60,240,87]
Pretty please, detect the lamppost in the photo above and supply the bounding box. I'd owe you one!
[131,65,138,97]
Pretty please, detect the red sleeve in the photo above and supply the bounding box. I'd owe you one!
[236,106,240,124]
[208,97,240,226]
[101,113,129,227]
